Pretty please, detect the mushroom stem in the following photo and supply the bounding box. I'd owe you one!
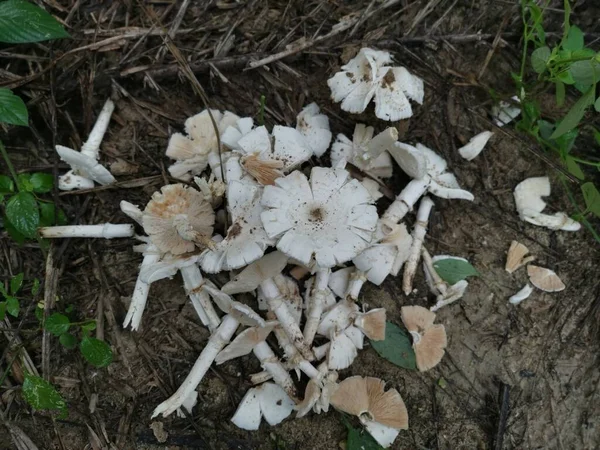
[123,252,160,330]
[260,278,314,361]
[39,224,134,239]
[303,268,331,347]
[120,200,143,225]
[152,314,239,418]
[180,265,220,332]
[421,248,448,296]
[382,178,429,223]
[253,342,298,399]
[81,99,115,160]
[402,197,434,295]
[364,127,398,160]
[345,270,366,301]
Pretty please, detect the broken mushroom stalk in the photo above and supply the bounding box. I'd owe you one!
[402,196,434,295]
[38,224,134,239]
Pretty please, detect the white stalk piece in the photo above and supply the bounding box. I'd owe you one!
[514,177,580,231]
[303,268,332,346]
[231,382,295,430]
[296,103,332,157]
[57,99,116,190]
[402,197,434,295]
[38,224,134,239]
[327,47,424,121]
[180,265,221,332]
[509,284,534,305]
[120,200,143,225]
[123,251,160,330]
[422,250,469,312]
[216,322,298,399]
[458,131,494,161]
[331,124,397,179]
[152,314,240,418]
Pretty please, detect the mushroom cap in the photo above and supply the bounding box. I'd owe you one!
[202,181,274,272]
[317,300,359,336]
[221,117,254,151]
[354,309,386,341]
[360,178,384,201]
[527,265,565,292]
[514,176,550,217]
[142,184,215,256]
[296,103,332,157]
[505,240,535,273]
[328,329,359,370]
[58,169,96,191]
[231,383,295,430]
[215,322,277,364]
[328,267,355,298]
[458,131,494,161]
[413,324,447,371]
[400,305,436,334]
[374,66,423,121]
[509,284,534,305]
[201,281,266,327]
[261,167,378,268]
[388,142,427,179]
[56,145,116,185]
[222,251,289,294]
[295,379,321,418]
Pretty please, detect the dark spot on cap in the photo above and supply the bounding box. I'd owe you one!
[276,399,282,406]
[381,69,395,89]
[228,222,242,238]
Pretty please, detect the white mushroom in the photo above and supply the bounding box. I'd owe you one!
[194,174,226,208]
[38,224,134,239]
[402,196,434,295]
[513,177,581,231]
[220,116,254,151]
[331,124,397,179]
[458,131,494,161]
[56,99,116,190]
[230,383,295,430]
[201,181,274,273]
[296,103,332,157]
[422,250,470,312]
[509,284,534,305]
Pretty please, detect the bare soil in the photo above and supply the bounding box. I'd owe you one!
[2,1,600,450]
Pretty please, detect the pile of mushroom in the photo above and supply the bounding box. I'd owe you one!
[37,47,581,448]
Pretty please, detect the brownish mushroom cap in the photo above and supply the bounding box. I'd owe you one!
[505,240,535,273]
[354,308,386,341]
[527,265,565,292]
[401,306,447,372]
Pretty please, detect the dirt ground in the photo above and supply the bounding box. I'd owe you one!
[2,1,600,449]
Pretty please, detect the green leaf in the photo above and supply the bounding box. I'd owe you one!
[3,215,26,244]
[566,157,585,180]
[5,192,39,238]
[80,337,113,368]
[531,46,551,73]
[34,304,43,321]
[6,296,19,317]
[16,173,33,192]
[569,60,600,86]
[370,322,416,370]
[0,88,28,126]
[0,0,70,43]
[80,320,96,333]
[31,278,40,295]
[346,423,384,450]
[563,25,584,51]
[0,302,6,320]
[30,173,53,193]
[595,97,600,113]
[10,273,23,294]
[0,175,14,194]
[555,81,565,106]
[557,70,575,85]
[433,257,479,285]
[538,119,555,140]
[550,87,595,139]
[582,182,600,218]
[59,333,77,349]
[22,374,66,413]
[45,313,70,336]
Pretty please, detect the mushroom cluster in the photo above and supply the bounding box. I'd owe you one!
[37,46,580,448]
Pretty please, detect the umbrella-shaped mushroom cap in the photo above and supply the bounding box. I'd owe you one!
[400,305,436,333]
[505,240,535,273]
[56,145,116,186]
[222,251,288,294]
[413,324,447,371]
[215,322,277,364]
[354,309,386,341]
[458,131,494,161]
[261,167,378,268]
[373,66,424,121]
[330,375,369,416]
[142,184,215,256]
[296,103,332,157]
[231,383,295,430]
[527,265,565,292]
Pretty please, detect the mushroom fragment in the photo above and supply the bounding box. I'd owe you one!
[330,376,408,448]
[514,177,581,231]
[402,196,434,295]
[505,240,535,273]
[296,103,332,157]
[492,96,521,127]
[527,265,565,292]
[458,131,494,161]
[142,184,215,256]
[38,224,134,239]
[509,284,534,305]
[331,124,397,179]
[56,99,116,190]
[422,250,469,312]
[231,383,295,430]
[400,306,447,371]
[327,47,424,121]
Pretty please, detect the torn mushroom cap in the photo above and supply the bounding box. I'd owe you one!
[56,145,116,186]
[388,142,427,179]
[295,379,321,418]
[215,322,277,364]
[222,251,288,295]
[296,103,332,158]
[330,376,408,448]
[354,309,386,341]
[505,240,535,273]
[221,116,254,151]
[328,327,361,370]
[527,265,565,292]
[260,167,378,268]
[142,184,215,256]
[330,124,396,179]
[317,299,359,337]
[201,181,275,273]
[400,306,447,372]
[201,281,266,327]
[509,284,534,305]
[418,144,474,201]
[458,131,494,161]
[374,66,425,122]
[231,382,295,430]
[514,177,581,231]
